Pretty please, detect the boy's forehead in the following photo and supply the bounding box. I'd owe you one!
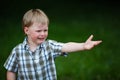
[32,22,48,28]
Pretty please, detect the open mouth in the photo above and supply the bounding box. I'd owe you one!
[38,38,45,41]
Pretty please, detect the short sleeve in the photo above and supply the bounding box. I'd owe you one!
[47,40,68,58]
[4,49,18,72]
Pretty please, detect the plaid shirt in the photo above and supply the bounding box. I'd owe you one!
[4,38,67,80]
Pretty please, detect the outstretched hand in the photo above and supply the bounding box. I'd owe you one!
[84,35,102,50]
[62,35,102,52]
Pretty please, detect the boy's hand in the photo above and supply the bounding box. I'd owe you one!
[84,35,102,50]
[62,35,102,52]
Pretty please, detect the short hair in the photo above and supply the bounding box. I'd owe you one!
[22,9,49,28]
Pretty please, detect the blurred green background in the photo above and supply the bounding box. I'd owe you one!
[0,0,120,80]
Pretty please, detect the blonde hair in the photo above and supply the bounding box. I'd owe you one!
[22,9,49,28]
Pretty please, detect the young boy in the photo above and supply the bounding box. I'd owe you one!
[4,9,102,80]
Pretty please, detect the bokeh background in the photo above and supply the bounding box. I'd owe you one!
[0,0,120,80]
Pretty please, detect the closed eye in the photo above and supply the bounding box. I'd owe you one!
[36,30,42,32]
[44,29,48,32]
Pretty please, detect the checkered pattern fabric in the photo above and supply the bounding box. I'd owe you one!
[4,38,67,80]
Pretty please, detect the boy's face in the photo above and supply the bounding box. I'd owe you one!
[24,22,48,46]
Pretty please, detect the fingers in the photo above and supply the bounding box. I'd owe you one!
[87,35,93,42]
[94,41,102,46]
[86,35,102,45]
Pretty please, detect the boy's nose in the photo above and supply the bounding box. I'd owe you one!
[40,31,45,35]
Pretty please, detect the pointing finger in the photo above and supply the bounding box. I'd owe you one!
[94,41,102,45]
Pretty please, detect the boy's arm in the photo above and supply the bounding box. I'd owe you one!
[62,35,102,52]
[7,71,16,80]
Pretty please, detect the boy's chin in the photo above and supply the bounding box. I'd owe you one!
[38,40,45,44]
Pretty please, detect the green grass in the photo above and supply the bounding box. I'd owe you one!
[49,16,120,80]
[0,5,120,80]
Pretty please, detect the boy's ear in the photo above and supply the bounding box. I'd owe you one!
[24,27,29,34]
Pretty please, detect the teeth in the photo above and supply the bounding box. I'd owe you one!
[38,38,44,39]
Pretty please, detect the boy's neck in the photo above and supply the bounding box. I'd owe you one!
[29,45,37,52]
[27,41,39,52]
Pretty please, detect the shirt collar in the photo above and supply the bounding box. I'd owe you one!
[22,37,29,50]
